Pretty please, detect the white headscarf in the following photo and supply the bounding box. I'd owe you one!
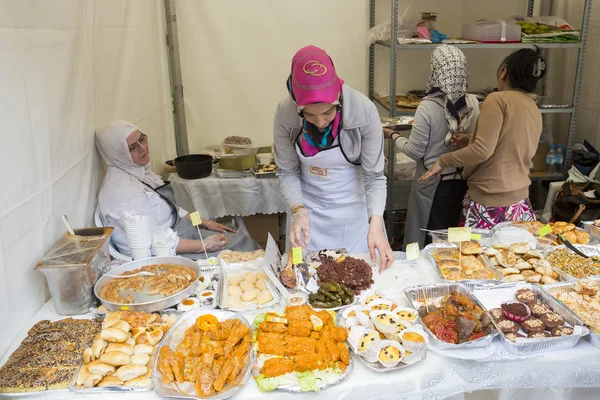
[96,120,164,215]
[425,45,477,146]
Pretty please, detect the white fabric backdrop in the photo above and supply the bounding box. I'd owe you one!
[0,0,176,358]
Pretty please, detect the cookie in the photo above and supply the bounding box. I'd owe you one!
[497,319,519,334]
[540,312,565,330]
[515,289,537,305]
[505,332,525,342]
[527,331,551,338]
[530,302,551,318]
[521,317,545,334]
[551,326,574,337]
[489,308,506,322]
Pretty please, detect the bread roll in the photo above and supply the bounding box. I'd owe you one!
[130,353,150,365]
[97,375,123,387]
[542,275,558,284]
[228,285,243,297]
[133,343,153,355]
[87,360,116,376]
[504,274,525,282]
[243,271,258,284]
[256,289,274,305]
[228,274,243,285]
[146,329,164,346]
[112,320,131,333]
[257,271,269,281]
[239,280,255,292]
[102,311,122,329]
[123,376,152,388]
[115,364,148,382]
[525,273,542,283]
[515,262,533,271]
[100,327,129,343]
[105,342,134,356]
[125,338,136,347]
[131,327,146,340]
[92,339,108,358]
[83,347,95,364]
[100,351,131,366]
[255,279,267,291]
[227,295,244,309]
[76,364,90,386]
[84,373,103,388]
[241,288,260,302]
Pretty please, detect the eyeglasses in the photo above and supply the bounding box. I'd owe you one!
[128,134,148,153]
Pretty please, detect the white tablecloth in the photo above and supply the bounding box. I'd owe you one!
[3,253,600,400]
[169,173,288,219]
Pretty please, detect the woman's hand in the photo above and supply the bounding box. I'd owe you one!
[368,216,395,271]
[202,234,228,253]
[383,128,397,139]
[418,160,443,183]
[204,220,235,233]
[290,208,311,248]
[450,133,470,149]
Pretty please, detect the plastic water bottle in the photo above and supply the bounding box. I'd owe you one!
[555,144,565,174]
[546,145,556,174]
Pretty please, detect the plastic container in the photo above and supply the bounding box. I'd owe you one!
[556,144,565,174]
[546,144,556,174]
[34,227,113,315]
[462,20,522,43]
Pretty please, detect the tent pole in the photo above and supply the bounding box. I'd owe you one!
[164,0,189,156]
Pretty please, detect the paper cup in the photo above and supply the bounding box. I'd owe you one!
[130,246,152,260]
[153,242,177,257]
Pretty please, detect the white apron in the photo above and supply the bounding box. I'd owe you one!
[295,142,369,253]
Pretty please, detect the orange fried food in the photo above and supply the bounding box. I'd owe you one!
[284,337,317,356]
[213,334,250,391]
[337,341,349,365]
[287,325,311,337]
[259,322,288,334]
[223,323,251,357]
[295,352,326,372]
[262,357,295,377]
[284,305,312,321]
[316,310,334,326]
[158,347,175,385]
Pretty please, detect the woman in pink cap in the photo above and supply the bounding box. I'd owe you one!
[274,45,394,269]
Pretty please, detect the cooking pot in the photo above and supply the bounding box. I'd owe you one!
[167,154,213,179]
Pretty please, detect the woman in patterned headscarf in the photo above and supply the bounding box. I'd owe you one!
[385,45,480,248]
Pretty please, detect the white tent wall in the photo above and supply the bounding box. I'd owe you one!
[176,0,528,152]
[0,0,175,358]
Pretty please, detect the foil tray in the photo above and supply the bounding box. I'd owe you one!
[403,282,498,350]
[472,282,589,355]
[543,277,600,348]
[94,256,201,313]
[543,245,600,280]
[424,242,503,284]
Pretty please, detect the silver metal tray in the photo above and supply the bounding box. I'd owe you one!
[336,307,426,372]
[403,282,498,350]
[472,282,589,355]
[94,256,201,312]
[152,309,253,399]
[543,277,600,348]
[424,242,503,284]
[543,245,600,280]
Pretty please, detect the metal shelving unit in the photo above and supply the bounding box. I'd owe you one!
[370,0,593,243]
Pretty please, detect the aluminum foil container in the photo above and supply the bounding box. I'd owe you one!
[336,308,426,372]
[472,282,589,354]
[403,282,498,350]
[424,243,503,284]
[543,245,600,279]
[427,228,493,246]
[153,309,253,399]
[94,256,200,312]
[543,277,600,349]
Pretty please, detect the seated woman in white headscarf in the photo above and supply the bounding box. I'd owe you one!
[95,120,260,258]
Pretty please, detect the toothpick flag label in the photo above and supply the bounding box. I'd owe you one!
[406,242,420,261]
[470,233,482,240]
[292,247,303,264]
[190,211,202,227]
[539,224,552,237]
[448,227,472,242]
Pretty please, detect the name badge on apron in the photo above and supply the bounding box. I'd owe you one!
[309,166,328,177]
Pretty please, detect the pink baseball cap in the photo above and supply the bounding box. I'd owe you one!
[290,45,344,107]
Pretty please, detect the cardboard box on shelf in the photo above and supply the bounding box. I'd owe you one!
[531,144,550,172]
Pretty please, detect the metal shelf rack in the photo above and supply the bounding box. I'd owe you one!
[369,0,594,243]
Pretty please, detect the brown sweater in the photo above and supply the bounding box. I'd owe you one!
[439,91,542,207]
